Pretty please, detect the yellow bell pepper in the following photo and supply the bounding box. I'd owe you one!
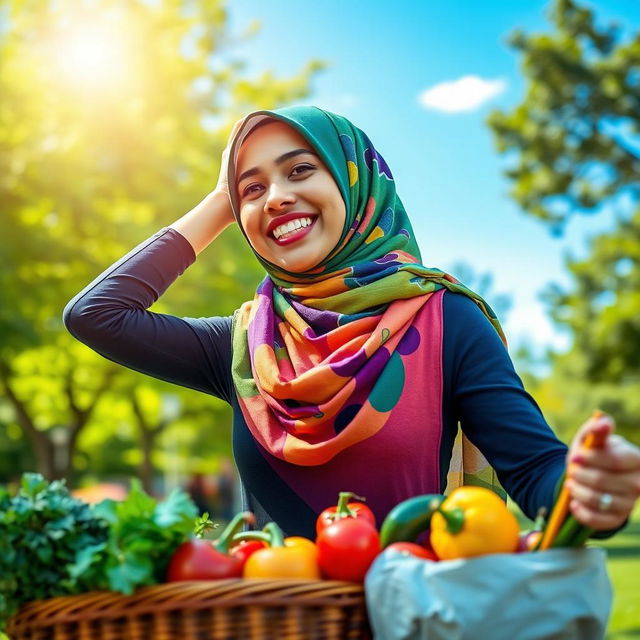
[430,486,520,560]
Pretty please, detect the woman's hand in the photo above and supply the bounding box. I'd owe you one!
[170,117,247,255]
[565,412,640,531]
[213,118,245,205]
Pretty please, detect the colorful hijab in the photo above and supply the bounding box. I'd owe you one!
[228,106,505,493]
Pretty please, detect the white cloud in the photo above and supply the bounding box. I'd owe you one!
[505,302,570,354]
[418,75,507,113]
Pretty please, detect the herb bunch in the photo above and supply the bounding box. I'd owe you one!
[0,473,198,628]
[0,473,108,624]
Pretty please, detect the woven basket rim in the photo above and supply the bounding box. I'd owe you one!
[8,579,366,632]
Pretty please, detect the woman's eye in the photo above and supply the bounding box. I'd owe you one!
[242,183,263,198]
[290,163,315,177]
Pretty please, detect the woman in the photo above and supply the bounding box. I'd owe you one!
[64,106,640,539]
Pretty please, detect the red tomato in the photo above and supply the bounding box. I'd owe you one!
[316,496,376,536]
[166,539,243,581]
[387,542,439,561]
[229,540,267,566]
[316,518,381,582]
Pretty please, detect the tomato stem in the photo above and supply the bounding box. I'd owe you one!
[232,530,271,545]
[334,491,366,519]
[213,511,256,553]
[263,522,286,548]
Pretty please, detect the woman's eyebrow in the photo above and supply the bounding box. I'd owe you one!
[236,148,318,185]
[275,148,318,165]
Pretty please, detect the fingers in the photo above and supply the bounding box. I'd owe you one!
[568,495,628,531]
[228,116,248,142]
[567,480,635,522]
[216,117,249,193]
[565,426,640,531]
[568,411,614,459]
[570,435,640,473]
[570,458,640,499]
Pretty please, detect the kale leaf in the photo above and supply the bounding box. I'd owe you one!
[0,473,198,628]
[0,473,108,625]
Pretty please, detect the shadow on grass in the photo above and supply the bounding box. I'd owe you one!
[595,521,640,558]
[617,522,640,536]
[607,628,640,639]
[603,545,640,559]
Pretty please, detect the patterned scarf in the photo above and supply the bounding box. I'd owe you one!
[228,106,505,492]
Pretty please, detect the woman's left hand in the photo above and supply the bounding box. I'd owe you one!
[565,413,640,531]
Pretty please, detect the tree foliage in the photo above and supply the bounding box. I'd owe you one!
[0,0,323,482]
[488,0,640,441]
[488,0,640,232]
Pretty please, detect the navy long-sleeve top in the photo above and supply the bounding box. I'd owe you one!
[63,227,568,538]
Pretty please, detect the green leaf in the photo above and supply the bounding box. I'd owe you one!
[67,542,107,580]
[116,479,156,521]
[154,488,197,530]
[106,552,153,594]
[92,499,119,524]
[20,473,48,497]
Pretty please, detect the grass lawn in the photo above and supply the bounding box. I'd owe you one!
[595,506,640,639]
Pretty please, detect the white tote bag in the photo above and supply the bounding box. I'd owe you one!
[365,547,612,640]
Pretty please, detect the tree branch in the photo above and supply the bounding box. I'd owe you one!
[0,357,43,442]
[66,365,119,440]
[130,393,169,436]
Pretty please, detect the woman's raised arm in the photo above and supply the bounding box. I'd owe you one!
[170,117,245,254]
[169,189,234,255]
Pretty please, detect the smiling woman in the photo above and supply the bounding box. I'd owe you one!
[63,105,640,542]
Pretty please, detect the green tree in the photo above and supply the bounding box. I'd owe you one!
[0,0,323,482]
[488,0,640,440]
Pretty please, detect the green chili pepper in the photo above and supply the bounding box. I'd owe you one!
[379,494,445,548]
[551,515,592,548]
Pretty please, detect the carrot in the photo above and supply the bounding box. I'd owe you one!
[538,410,608,551]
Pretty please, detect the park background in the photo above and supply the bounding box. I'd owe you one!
[1,0,638,636]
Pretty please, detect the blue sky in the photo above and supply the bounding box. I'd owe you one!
[227,0,640,356]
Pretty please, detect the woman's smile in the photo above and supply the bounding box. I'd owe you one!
[266,212,317,244]
[235,120,346,272]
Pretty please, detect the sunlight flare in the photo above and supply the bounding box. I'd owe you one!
[52,18,134,94]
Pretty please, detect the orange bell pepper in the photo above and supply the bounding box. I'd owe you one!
[430,486,520,560]
[284,536,319,557]
[243,523,320,579]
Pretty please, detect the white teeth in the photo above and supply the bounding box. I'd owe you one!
[272,217,313,239]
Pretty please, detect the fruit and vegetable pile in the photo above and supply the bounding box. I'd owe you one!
[0,468,600,632]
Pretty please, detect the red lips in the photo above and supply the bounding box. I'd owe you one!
[265,211,318,237]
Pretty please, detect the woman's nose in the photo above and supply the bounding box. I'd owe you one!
[264,182,296,212]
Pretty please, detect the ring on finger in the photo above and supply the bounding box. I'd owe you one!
[598,492,614,512]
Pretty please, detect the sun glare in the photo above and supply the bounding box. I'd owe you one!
[53,20,133,94]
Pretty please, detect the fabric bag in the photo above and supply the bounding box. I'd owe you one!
[364,547,611,640]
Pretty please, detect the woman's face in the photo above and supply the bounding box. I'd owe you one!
[235,121,346,273]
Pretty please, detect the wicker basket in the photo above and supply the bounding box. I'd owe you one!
[6,579,371,640]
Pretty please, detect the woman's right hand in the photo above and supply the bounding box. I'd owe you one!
[215,117,247,195]
[169,117,247,255]
[210,117,248,225]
